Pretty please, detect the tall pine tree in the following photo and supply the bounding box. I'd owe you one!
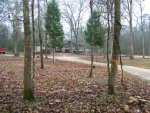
[85,10,104,47]
[84,10,105,77]
[45,0,64,63]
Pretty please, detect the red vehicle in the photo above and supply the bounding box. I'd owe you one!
[0,48,7,54]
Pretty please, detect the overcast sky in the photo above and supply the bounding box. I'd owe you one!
[60,0,150,34]
[142,0,150,14]
[133,0,150,16]
[5,0,150,34]
[130,0,150,27]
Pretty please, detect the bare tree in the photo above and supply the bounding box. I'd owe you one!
[44,0,48,59]
[129,0,134,59]
[1,0,24,57]
[14,0,19,56]
[98,0,114,77]
[23,0,34,100]
[122,0,134,59]
[89,0,94,78]
[96,0,114,58]
[138,0,145,58]
[108,0,121,94]
[133,0,145,58]
[38,0,44,69]
[45,32,48,59]
[62,0,88,53]
[0,0,15,22]
[1,0,22,56]
[31,0,35,80]
[106,0,111,77]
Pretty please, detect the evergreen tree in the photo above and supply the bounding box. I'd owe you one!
[85,9,105,78]
[85,10,104,47]
[45,0,64,63]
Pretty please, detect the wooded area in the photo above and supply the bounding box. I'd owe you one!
[0,0,150,112]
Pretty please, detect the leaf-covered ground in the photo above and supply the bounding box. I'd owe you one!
[0,56,150,113]
[81,55,150,69]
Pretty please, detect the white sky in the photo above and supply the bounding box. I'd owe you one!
[133,0,150,17]
[4,0,150,34]
[60,0,150,34]
[129,0,150,27]
[143,0,150,14]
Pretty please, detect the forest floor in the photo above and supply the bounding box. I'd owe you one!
[0,56,150,113]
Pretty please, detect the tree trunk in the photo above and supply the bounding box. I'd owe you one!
[23,0,34,101]
[142,30,145,58]
[75,35,79,53]
[108,0,121,95]
[14,0,19,57]
[89,45,94,77]
[148,18,150,58]
[89,0,94,78]
[109,0,114,59]
[38,0,44,69]
[45,33,48,59]
[129,0,134,59]
[53,48,55,63]
[139,2,145,58]
[142,22,145,58]
[110,13,114,59]
[31,0,35,80]
[45,0,48,59]
[70,26,73,53]
[107,0,110,77]
[13,21,15,53]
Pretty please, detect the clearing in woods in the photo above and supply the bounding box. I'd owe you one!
[0,56,150,112]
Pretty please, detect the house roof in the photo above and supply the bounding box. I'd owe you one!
[64,40,85,46]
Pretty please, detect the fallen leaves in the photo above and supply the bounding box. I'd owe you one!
[0,56,149,112]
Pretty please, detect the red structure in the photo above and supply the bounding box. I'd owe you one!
[0,48,7,54]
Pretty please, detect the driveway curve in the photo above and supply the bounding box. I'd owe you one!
[53,56,150,81]
[2,54,150,81]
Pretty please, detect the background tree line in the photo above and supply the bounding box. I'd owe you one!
[0,0,149,58]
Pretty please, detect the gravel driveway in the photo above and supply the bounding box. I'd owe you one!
[2,54,150,81]
[53,56,150,81]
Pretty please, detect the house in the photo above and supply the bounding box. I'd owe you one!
[35,41,85,54]
[35,45,46,53]
[62,40,85,53]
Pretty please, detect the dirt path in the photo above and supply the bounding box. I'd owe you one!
[2,54,150,81]
[53,55,150,81]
